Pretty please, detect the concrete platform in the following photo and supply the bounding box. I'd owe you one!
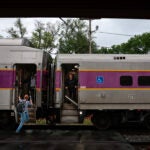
[0,130,134,150]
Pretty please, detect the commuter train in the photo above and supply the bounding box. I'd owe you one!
[1,38,150,130]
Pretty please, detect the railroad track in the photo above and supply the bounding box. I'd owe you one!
[118,128,150,150]
[124,134,150,143]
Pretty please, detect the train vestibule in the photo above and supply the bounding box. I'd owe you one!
[14,64,36,103]
[61,63,79,104]
[14,64,37,124]
[59,64,80,124]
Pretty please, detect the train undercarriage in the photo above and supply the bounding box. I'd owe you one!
[87,109,150,130]
[1,105,150,130]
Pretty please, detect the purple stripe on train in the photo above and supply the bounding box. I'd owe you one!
[0,70,41,88]
[42,70,49,89]
[30,70,48,89]
[0,70,14,88]
[56,71,61,88]
[56,71,150,88]
[79,71,150,88]
[36,71,41,88]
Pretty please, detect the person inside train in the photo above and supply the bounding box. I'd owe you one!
[23,71,31,95]
[16,94,33,133]
[65,72,78,101]
[30,73,36,103]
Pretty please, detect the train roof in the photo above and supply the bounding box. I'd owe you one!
[0,38,31,46]
[0,45,43,52]
[56,54,150,62]
[0,38,50,64]
[0,38,43,52]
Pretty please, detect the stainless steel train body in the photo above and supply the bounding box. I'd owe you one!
[55,54,150,128]
[0,39,52,128]
[1,38,150,129]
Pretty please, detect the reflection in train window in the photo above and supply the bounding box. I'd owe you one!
[138,76,150,86]
[120,76,133,86]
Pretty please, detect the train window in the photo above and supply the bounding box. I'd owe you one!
[138,76,150,86]
[120,76,133,86]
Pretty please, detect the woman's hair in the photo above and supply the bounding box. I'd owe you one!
[24,94,29,100]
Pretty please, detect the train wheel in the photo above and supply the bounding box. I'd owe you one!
[112,115,122,128]
[1,119,16,130]
[144,114,150,129]
[0,114,16,130]
[92,112,111,130]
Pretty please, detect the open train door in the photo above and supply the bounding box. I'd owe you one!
[14,64,36,101]
[61,64,79,106]
[13,64,37,123]
[60,63,80,124]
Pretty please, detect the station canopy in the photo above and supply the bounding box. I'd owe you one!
[0,0,150,19]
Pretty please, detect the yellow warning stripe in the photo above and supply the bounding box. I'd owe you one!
[56,88,150,91]
[79,69,150,72]
[56,69,150,72]
[0,88,41,91]
[0,88,14,90]
[79,88,150,90]
[0,69,14,71]
[56,88,61,91]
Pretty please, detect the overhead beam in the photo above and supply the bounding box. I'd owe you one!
[0,0,150,19]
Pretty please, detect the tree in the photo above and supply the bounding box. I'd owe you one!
[15,18,27,38]
[7,27,19,38]
[97,32,150,54]
[31,21,59,53]
[58,18,98,54]
[42,22,60,53]
[95,47,110,54]
[31,21,44,49]
[7,18,27,38]
[121,33,150,54]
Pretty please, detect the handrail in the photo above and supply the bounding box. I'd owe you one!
[65,95,78,107]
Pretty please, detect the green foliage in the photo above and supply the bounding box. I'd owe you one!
[97,32,150,54]
[7,27,19,38]
[31,21,44,49]
[7,18,27,38]
[31,21,59,53]
[5,18,150,54]
[15,18,27,38]
[58,18,98,54]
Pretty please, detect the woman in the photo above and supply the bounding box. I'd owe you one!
[16,94,33,133]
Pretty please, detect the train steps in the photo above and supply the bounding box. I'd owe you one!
[23,107,36,125]
[27,107,36,123]
[61,103,79,124]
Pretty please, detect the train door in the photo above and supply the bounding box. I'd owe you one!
[61,64,79,105]
[14,64,36,104]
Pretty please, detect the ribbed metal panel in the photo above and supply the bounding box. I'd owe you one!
[0,38,30,46]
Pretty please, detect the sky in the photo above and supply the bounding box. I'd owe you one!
[0,18,150,48]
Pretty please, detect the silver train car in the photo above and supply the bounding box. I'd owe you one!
[1,38,150,130]
[55,54,150,129]
[0,38,53,129]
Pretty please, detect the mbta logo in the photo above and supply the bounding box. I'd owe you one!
[96,76,104,84]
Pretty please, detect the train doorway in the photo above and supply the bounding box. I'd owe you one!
[14,64,36,104]
[61,64,79,105]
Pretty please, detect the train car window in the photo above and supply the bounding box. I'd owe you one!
[138,76,150,86]
[120,76,133,86]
